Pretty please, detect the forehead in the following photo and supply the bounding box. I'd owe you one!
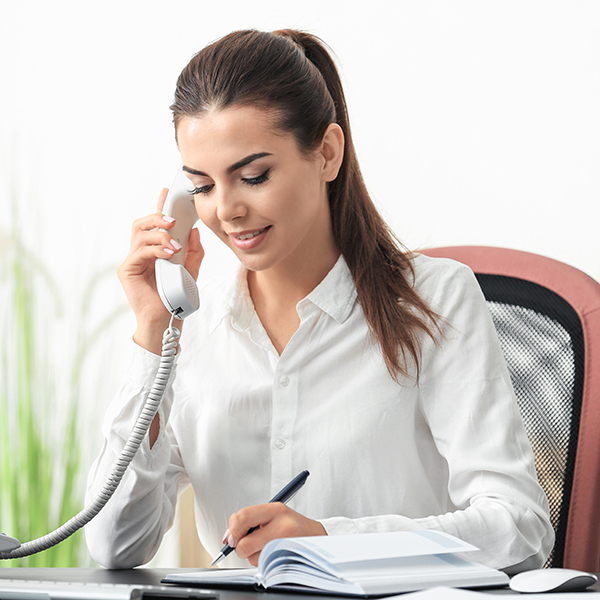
[176,105,300,168]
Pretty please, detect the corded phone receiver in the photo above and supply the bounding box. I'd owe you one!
[155,167,200,319]
[0,533,20,553]
[0,167,199,561]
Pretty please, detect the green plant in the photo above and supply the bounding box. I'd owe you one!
[0,196,126,567]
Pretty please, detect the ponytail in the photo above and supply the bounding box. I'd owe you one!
[171,29,441,381]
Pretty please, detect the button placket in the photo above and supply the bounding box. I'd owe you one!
[270,363,298,495]
[268,307,318,495]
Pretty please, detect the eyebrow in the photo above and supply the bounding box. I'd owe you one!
[182,152,272,177]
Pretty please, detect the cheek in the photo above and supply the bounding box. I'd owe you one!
[195,203,220,234]
[283,170,324,215]
[295,162,325,202]
[275,167,319,203]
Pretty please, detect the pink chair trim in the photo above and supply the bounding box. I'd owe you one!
[422,246,600,571]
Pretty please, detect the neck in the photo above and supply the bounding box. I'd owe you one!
[247,248,339,356]
[249,244,340,309]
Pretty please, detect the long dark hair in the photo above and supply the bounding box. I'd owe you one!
[171,29,440,381]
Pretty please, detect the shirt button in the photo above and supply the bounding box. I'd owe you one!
[279,375,290,387]
[275,438,286,450]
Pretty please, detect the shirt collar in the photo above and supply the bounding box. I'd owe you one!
[209,255,357,334]
[300,255,357,323]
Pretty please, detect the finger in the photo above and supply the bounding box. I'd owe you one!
[130,229,184,256]
[157,187,169,213]
[234,523,275,561]
[236,506,309,561]
[228,503,290,561]
[184,228,204,280]
[131,213,177,241]
[118,244,175,280]
[227,503,281,547]
[231,505,327,562]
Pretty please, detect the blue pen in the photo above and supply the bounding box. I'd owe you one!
[210,470,310,566]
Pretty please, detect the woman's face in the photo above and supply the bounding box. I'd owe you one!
[176,105,340,277]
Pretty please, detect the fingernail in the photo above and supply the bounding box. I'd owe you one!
[163,215,175,223]
[164,247,174,255]
[171,240,182,251]
[227,534,236,548]
[222,529,230,544]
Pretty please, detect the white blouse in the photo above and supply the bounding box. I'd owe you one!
[85,254,554,571]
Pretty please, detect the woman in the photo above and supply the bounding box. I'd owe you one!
[86,29,554,571]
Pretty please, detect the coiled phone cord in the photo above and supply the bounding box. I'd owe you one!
[0,317,181,560]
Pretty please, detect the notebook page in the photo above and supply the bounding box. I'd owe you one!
[261,530,477,567]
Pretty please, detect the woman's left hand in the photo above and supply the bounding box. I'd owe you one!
[224,503,327,566]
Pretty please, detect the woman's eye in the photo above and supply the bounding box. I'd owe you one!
[242,169,270,186]
[190,184,214,195]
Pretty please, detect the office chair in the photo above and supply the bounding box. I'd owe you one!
[421,246,600,572]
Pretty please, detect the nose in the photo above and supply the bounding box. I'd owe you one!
[215,187,247,223]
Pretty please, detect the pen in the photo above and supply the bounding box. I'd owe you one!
[210,470,310,566]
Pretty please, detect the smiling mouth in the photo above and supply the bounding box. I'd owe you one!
[234,226,270,240]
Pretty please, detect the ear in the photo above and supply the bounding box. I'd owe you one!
[319,123,345,183]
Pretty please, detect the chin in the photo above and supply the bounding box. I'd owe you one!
[235,253,282,274]
[238,259,273,273]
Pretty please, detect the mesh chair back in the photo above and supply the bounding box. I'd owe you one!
[422,246,600,571]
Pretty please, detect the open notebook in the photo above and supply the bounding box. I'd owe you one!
[163,530,509,596]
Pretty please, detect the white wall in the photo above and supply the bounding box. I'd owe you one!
[2,1,599,281]
[1,0,599,566]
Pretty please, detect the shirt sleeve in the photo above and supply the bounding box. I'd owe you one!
[319,260,555,573]
[84,342,189,569]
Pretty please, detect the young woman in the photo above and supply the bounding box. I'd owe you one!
[86,29,554,571]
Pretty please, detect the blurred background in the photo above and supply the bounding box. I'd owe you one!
[1,0,598,568]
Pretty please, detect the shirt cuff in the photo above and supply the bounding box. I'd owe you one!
[126,339,181,390]
[318,514,422,536]
[318,517,360,535]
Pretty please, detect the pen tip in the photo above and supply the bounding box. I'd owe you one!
[210,553,223,567]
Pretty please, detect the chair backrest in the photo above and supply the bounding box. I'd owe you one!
[421,246,600,571]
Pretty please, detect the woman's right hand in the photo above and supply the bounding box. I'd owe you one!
[117,188,204,354]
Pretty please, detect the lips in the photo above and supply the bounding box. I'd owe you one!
[235,227,268,241]
[228,226,271,250]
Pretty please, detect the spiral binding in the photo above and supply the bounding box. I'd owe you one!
[0,318,181,560]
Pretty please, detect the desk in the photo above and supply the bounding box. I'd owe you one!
[0,568,325,600]
[1,568,600,597]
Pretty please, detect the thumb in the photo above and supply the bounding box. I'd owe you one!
[185,228,204,280]
[157,188,169,213]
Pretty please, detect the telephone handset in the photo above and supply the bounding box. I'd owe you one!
[156,167,200,319]
[0,168,200,560]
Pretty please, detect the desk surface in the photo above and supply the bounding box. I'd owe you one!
[1,567,600,597]
[0,568,328,600]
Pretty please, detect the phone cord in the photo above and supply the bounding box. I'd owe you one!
[0,317,181,560]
